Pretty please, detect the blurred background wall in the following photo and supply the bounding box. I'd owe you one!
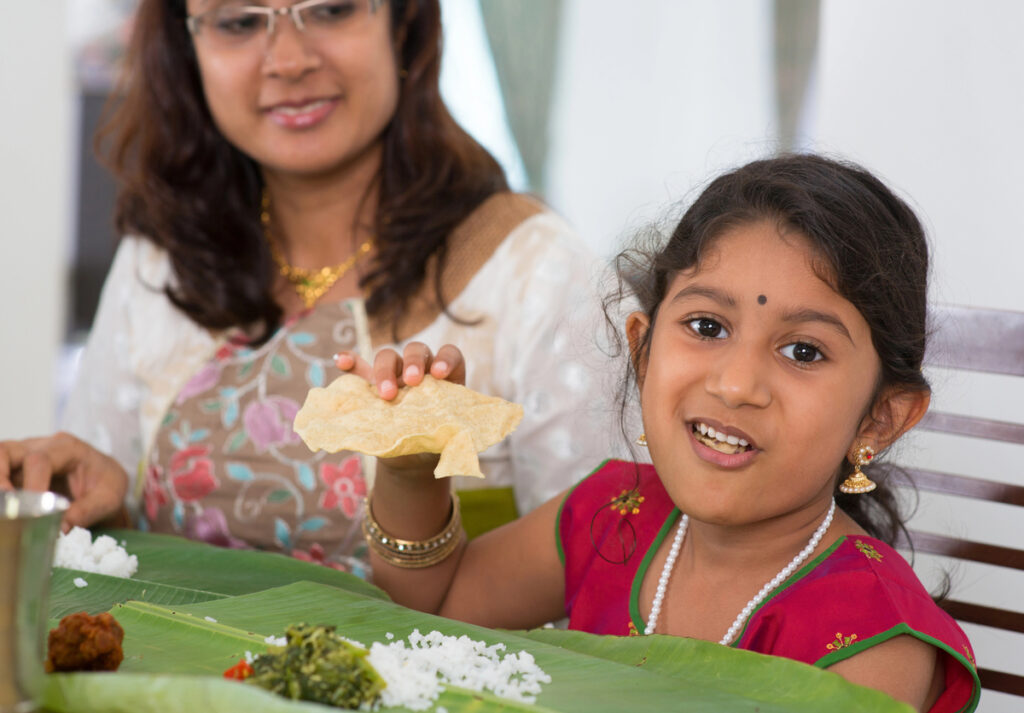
[0,3,74,438]
[1,2,1021,708]
[7,0,1023,426]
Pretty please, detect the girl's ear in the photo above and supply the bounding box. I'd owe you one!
[852,386,931,456]
[626,311,651,389]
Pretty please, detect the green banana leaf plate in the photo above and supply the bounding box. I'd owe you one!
[42,530,911,713]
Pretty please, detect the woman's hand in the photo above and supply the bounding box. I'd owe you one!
[335,342,467,479]
[0,432,129,532]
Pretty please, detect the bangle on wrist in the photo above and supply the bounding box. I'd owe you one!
[362,492,462,569]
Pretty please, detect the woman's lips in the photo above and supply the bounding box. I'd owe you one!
[265,97,338,129]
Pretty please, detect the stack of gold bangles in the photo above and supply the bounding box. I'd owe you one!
[362,493,463,568]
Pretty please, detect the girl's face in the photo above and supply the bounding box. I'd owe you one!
[630,220,882,527]
[186,0,401,181]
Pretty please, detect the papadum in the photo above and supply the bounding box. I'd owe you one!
[293,374,523,478]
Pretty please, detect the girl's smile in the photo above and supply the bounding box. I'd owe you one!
[687,418,759,467]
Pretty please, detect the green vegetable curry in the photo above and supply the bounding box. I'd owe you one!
[247,624,385,709]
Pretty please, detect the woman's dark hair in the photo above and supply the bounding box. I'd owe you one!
[617,153,930,546]
[97,0,507,341]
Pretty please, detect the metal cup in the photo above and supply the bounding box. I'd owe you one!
[0,491,69,713]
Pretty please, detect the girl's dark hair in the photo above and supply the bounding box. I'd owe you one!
[97,0,507,341]
[618,154,930,546]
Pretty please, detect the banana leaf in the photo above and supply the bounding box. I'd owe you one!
[41,531,912,713]
[49,568,227,620]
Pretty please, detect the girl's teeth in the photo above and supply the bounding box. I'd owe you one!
[693,422,753,453]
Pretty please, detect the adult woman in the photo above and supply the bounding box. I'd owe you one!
[0,0,619,572]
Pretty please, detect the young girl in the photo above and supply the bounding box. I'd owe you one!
[337,155,980,713]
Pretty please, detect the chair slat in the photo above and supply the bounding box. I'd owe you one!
[903,531,1024,571]
[928,305,1024,377]
[904,467,1024,507]
[977,668,1024,698]
[918,411,1024,445]
[913,304,1024,701]
[940,600,1024,635]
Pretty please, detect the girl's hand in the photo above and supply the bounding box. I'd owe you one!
[334,343,467,479]
[334,342,466,399]
[0,432,129,532]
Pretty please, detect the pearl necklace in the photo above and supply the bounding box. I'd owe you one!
[644,499,836,642]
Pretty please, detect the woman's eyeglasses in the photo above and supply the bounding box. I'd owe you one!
[186,0,383,50]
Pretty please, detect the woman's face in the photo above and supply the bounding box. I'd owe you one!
[629,220,882,528]
[185,0,401,180]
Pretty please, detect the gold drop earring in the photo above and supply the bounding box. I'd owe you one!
[839,444,877,494]
[635,433,648,447]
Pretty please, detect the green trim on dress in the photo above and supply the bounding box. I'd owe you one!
[629,508,682,632]
[555,458,611,568]
[728,536,847,648]
[814,622,982,713]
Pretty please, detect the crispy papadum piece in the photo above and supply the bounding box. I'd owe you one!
[294,374,523,478]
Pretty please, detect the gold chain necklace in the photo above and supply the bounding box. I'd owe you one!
[260,190,374,309]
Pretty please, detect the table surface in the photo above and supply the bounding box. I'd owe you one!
[41,530,911,713]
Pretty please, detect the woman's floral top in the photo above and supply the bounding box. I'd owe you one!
[63,197,635,569]
[141,301,369,575]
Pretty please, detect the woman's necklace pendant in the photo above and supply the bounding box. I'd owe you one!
[289,269,342,308]
[261,189,374,309]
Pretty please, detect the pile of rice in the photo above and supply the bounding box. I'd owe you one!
[362,629,551,711]
[53,526,139,578]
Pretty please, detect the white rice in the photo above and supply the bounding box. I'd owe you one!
[264,635,287,647]
[205,616,218,623]
[72,577,88,588]
[366,629,551,711]
[53,526,138,578]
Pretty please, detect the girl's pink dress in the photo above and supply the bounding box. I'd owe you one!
[557,459,980,713]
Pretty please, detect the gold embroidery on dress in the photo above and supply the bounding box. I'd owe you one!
[964,645,976,667]
[855,539,883,561]
[826,632,858,651]
[627,621,640,636]
[610,488,645,516]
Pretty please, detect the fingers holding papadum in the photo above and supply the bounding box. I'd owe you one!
[399,342,465,388]
[334,351,374,382]
[334,343,466,400]
[428,344,466,385]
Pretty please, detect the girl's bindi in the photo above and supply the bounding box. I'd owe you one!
[757,294,767,305]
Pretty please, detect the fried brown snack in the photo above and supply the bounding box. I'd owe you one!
[45,611,125,673]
